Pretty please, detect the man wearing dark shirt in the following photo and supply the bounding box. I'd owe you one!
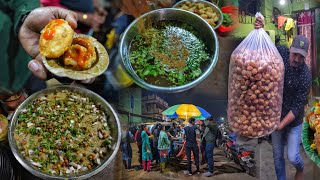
[184,118,200,176]
[256,17,311,180]
[273,35,311,180]
[168,122,178,156]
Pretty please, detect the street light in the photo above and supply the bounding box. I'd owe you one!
[280,0,285,5]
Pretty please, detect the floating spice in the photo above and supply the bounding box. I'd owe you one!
[129,20,209,86]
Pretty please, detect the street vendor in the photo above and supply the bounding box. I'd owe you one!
[255,17,312,180]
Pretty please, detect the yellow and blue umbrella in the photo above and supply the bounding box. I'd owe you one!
[162,104,211,121]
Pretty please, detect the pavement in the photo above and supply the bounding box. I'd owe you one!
[88,138,320,180]
[117,143,256,180]
[238,137,320,180]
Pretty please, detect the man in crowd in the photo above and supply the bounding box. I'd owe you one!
[184,118,201,176]
[202,117,218,177]
[168,122,179,156]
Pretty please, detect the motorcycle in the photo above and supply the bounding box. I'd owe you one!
[217,126,256,177]
[226,139,256,176]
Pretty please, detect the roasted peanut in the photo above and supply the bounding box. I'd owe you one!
[228,51,284,138]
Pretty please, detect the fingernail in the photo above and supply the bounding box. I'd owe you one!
[29,61,39,71]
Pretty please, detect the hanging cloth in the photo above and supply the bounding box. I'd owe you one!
[284,18,295,46]
[285,18,295,31]
[277,16,288,29]
[286,29,294,47]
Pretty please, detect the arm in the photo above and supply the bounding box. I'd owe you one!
[277,111,295,130]
[195,128,201,142]
[167,128,174,138]
[120,0,174,18]
[4,0,40,34]
[202,127,209,142]
[278,78,311,130]
[164,133,170,145]
[129,131,134,140]
[134,130,138,141]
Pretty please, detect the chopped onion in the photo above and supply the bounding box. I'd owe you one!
[70,166,75,171]
[50,170,56,174]
[98,131,103,139]
[28,149,34,156]
[81,167,88,171]
[27,122,34,127]
[69,162,78,168]
[31,161,42,167]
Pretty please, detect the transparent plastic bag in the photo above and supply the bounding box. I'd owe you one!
[227,13,285,138]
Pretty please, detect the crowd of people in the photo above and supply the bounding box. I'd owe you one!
[120,117,219,177]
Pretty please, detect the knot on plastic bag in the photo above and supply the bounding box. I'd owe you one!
[255,12,265,29]
[255,12,265,21]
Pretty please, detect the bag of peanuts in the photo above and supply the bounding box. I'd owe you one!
[227,13,285,138]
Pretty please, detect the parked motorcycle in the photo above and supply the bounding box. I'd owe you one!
[217,125,256,177]
[226,140,256,177]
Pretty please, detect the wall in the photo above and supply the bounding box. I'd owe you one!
[116,88,142,125]
[275,0,319,13]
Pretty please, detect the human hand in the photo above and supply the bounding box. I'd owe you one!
[18,7,77,80]
[147,149,151,154]
[254,16,264,29]
[18,7,95,84]
[276,122,285,131]
[120,0,174,18]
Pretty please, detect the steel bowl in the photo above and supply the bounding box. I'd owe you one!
[8,85,121,180]
[120,8,219,93]
[173,0,223,30]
